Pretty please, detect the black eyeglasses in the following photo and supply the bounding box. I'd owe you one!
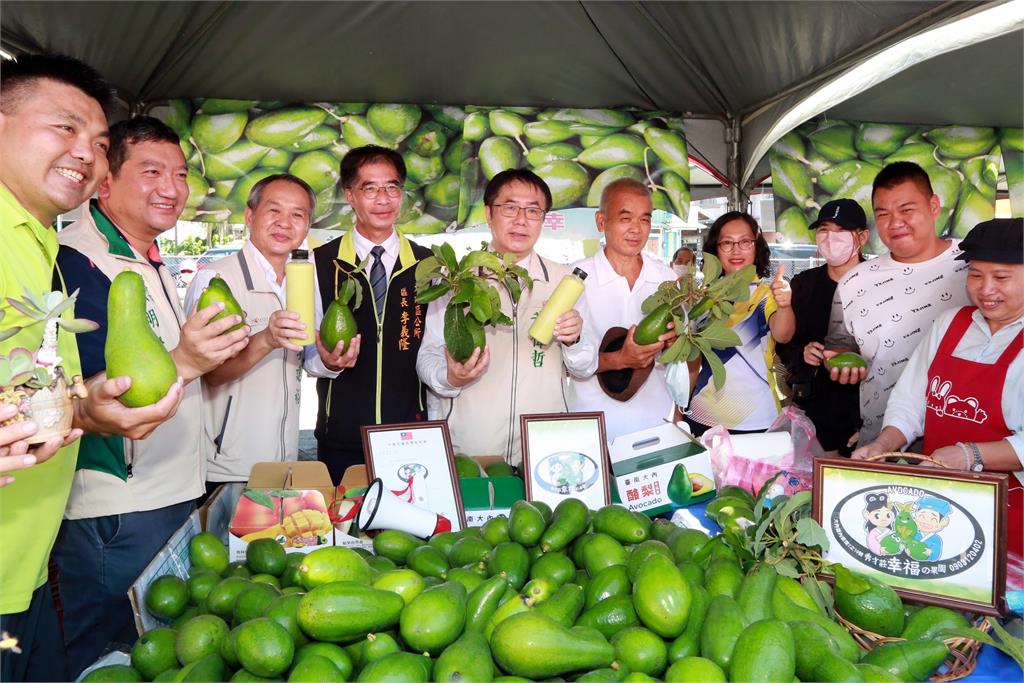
[718,238,755,252]
[492,203,546,221]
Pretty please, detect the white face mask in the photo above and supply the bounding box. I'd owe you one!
[672,264,687,276]
[817,230,858,266]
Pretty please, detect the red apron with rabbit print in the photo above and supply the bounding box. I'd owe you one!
[924,306,1023,568]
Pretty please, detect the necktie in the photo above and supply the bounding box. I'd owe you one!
[370,245,387,315]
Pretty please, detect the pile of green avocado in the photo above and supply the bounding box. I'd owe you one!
[87,495,965,683]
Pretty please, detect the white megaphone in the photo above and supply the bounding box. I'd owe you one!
[357,478,452,539]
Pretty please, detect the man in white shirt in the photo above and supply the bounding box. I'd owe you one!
[184,174,315,489]
[417,168,598,466]
[835,162,969,445]
[305,146,433,481]
[569,179,678,441]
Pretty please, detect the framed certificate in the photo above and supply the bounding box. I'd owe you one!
[361,421,467,531]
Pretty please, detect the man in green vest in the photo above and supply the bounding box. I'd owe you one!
[0,54,183,682]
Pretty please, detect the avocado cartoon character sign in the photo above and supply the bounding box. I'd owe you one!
[521,413,611,511]
[813,458,1008,614]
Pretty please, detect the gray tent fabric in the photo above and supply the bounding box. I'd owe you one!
[2,0,1017,195]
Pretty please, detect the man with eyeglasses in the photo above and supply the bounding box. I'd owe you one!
[417,168,598,467]
[307,146,433,481]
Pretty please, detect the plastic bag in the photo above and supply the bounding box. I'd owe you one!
[701,405,823,499]
[665,362,691,408]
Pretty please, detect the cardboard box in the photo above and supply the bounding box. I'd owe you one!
[460,455,524,524]
[609,422,715,516]
[127,482,240,635]
[227,461,345,561]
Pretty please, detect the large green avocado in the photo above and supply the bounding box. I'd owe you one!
[196,274,246,332]
[105,270,178,407]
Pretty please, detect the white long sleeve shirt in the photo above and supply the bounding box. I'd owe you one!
[883,307,1023,473]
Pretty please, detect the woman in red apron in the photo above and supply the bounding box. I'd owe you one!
[854,218,1023,586]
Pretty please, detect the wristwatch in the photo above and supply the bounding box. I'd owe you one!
[967,442,984,472]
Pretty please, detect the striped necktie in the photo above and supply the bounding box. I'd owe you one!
[370,245,387,315]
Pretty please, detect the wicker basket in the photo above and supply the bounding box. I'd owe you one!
[835,611,991,682]
[863,451,950,468]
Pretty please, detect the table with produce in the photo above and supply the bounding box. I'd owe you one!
[80,464,1022,683]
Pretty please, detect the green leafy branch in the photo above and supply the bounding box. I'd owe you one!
[331,257,369,311]
[414,241,533,329]
[640,253,755,389]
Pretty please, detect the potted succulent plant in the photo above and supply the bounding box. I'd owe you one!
[414,242,533,362]
[0,289,96,444]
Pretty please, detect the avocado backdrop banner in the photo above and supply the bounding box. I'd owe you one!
[1003,128,1024,217]
[769,118,1004,254]
[159,100,691,236]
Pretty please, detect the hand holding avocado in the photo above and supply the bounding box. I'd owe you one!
[73,372,184,441]
[824,350,868,384]
[171,303,251,381]
[446,346,490,388]
[607,326,665,370]
[315,330,361,371]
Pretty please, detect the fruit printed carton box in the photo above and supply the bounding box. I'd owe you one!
[608,421,715,516]
[227,461,339,562]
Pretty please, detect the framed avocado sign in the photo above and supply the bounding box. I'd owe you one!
[521,412,611,511]
[812,457,1008,615]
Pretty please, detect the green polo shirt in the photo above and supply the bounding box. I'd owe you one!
[0,183,82,614]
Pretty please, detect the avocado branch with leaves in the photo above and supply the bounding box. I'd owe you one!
[638,254,756,390]
[414,243,533,363]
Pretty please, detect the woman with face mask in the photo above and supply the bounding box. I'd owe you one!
[775,199,870,455]
[671,247,695,276]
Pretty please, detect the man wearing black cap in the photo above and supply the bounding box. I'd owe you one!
[854,218,1023,581]
[776,198,870,454]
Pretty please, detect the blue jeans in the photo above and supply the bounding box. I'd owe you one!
[0,584,67,682]
[53,500,195,678]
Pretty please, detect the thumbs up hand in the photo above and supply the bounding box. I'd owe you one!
[770,263,791,309]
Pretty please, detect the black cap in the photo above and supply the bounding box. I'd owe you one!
[955,218,1023,264]
[809,199,867,231]
[291,249,309,259]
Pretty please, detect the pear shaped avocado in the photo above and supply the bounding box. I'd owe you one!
[105,270,178,407]
[196,275,246,332]
[444,305,485,363]
[320,297,358,354]
[667,463,693,505]
[634,303,672,346]
[491,611,615,679]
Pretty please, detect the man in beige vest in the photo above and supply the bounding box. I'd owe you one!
[52,116,248,676]
[417,168,598,466]
[185,174,314,490]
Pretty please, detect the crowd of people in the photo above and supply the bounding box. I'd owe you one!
[0,53,1021,681]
